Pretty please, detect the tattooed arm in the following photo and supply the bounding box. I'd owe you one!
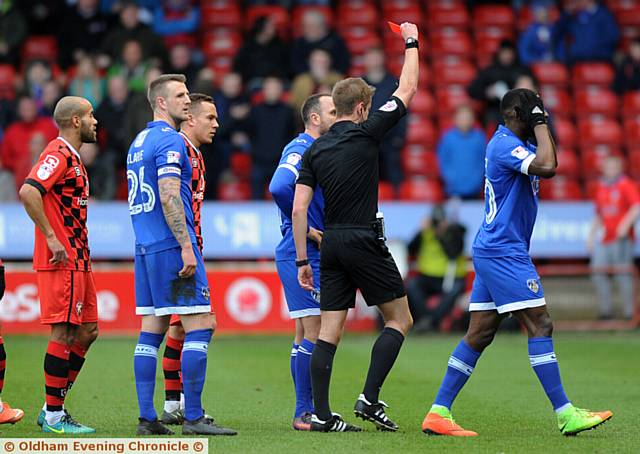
[159,176,196,278]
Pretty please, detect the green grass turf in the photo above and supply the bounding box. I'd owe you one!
[0,332,637,453]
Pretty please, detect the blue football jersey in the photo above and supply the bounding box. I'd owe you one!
[473,125,540,257]
[127,120,196,252]
[269,133,324,261]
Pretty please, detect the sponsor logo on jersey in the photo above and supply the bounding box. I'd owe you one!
[77,197,88,206]
[286,153,302,165]
[158,166,181,176]
[201,287,211,299]
[74,166,81,176]
[379,99,398,112]
[161,127,173,132]
[36,154,60,180]
[527,278,539,293]
[167,151,181,164]
[192,158,198,167]
[76,301,83,317]
[511,146,529,160]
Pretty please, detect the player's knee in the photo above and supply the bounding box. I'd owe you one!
[465,328,496,351]
[534,314,553,337]
[208,315,217,332]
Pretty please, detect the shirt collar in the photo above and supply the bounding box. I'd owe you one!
[57,136,81,158]
[298,132,315,143]
[179,131,200,154]
[497,124,516,137]
[147,120,175,130]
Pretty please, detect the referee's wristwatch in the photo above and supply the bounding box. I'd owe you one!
[295,258,309,267]
[405,37,419,50]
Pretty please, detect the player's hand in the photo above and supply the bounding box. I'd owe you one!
[615,224,629,240]
[46,234,68,265]
[516,91,547,129]
[179,245,197,278]
[298,264,314,291]
[400,22,418,41]
[307,227,323,247]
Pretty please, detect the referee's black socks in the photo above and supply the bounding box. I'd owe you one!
[363,327,405,404]
[310,339,337,421]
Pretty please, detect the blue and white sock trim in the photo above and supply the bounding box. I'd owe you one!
[529,352,558,367]
[448,356,475,376]
[297,345,313,356]
[134,344,159,358]
[183,341,209,353]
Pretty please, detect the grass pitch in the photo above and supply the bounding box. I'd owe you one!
[0,331,637,453]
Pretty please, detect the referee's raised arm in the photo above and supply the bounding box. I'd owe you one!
[391,22,420,109]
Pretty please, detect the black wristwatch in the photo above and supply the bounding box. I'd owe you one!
[295,259,309,267]
[405,37,419,50]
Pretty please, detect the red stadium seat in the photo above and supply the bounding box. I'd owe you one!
[622,92,640,117]
[539,86,572,118]
[0,64,16,99]
[401,146,440,178]
[336,0,378,29]
[612,5,640,27]
[572,63,615,87]
[293,6,333,38]
[378,181,395,201]
[538,177,583,201]
[342,28,381,56]
[584,178,600,200]
[21,36,58,62]
[554,118,576,148]
[382,3,423,26]
[532,62,569,87]
[230,152,251,180]
[201,31,242,59]
[473,5,515,29]
[623,117,640,147]
[581,147,615,176]
[399,178,444,202]
[245,5,290,39]
[578,118,622,147]
[409,90,435,116]
[574,88,619,118]
[429,29,473,58]
[427,4,470,28]
[207,56,233,79]
[628,149,640,178]
[556,149,580,178]
[406,115,437,147]
[435,86,473,115]
[474,27,515,68]
[201,3,241,28]
[517,5,560,31]
[218,181,251,201]
[432,60,476,86]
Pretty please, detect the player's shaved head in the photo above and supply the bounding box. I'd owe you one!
[53,96,91,129]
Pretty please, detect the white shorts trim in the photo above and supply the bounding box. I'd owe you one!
[469,297,546,314]
[289,308,321,319]
[136,305,211,316]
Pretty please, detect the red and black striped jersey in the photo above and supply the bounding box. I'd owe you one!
[180,133,206,253]
[24,137,91,271]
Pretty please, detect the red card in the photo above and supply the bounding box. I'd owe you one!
[387,21,402,35]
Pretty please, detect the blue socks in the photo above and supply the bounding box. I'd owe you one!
[134,332,164,421]
[182,329,213,421]
[433,340,481,410]
[528,337,571,412]
[294,338,315,417]
[290,343,299,389]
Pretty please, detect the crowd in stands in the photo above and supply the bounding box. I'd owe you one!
[0,0,639,202]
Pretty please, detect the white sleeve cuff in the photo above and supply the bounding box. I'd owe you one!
[278,163,299,178]
[521,154,536,175]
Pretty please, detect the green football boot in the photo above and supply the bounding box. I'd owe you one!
[557,405,613,436]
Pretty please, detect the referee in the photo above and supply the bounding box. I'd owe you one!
[292,22,419,433]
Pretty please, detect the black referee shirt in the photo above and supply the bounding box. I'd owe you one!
[297,96,407,226]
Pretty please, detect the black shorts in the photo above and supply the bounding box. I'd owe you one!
[320,226,406,311]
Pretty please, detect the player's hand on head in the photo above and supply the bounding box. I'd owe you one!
[400,22,418,41]
[307,227,323,247]
[517,91,547,129]
[297,264,314,291]
[179,245,197,278]
[46,235,68,265]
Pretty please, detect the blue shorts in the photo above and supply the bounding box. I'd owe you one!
[135,245,211,316]
[276,258,320,319]
[469,255,546,314]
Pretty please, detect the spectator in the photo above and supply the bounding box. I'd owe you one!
[123,66,160,149]
[79,142,116,200]
[407,204,468,333]
[208,72,252,198]
[152,0,200,50]
[0,2,28,65]
[553,0,619,64]
[96,75,130,168]
[588,155,640,320]
[363,46,407,189]
[166,44,202,87]
[0,95,57,193]
[107,39,150,93]
[289,49,342,130]
[192,67,216,96]
[437,105,486,199]
[290,9,350,76]
[613,39,640,94]
[23,60,53,107]
[41,80,63,117]
[249,76,295,199]
[100,0,166,68]
[468,40,532,126]
[17,0,65,36]
[58,0,111,68]
[233,16,290,86]
[518,4,554,65]
[69,56,106,108]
